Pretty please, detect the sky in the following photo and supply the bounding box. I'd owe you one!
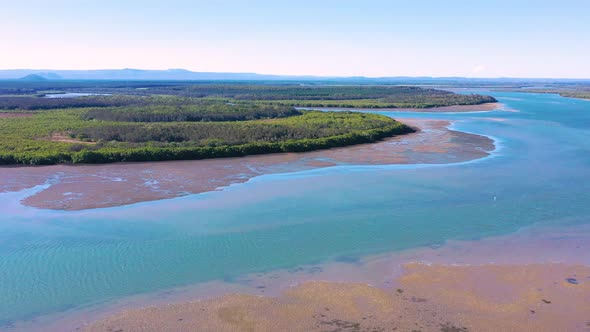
[1,0,589,78]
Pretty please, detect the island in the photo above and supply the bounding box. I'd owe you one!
[0,84,497,165]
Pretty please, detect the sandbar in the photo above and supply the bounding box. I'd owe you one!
[0,119,494,210]
[84,263,589,332]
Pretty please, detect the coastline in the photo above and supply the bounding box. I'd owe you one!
[18,222,588,332]
[84,264,590,332]
[0,118,495,211]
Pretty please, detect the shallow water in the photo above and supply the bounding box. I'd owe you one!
[43,93,110,98]
[1,92,589,328]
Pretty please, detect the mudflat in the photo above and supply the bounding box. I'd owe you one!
[84,263,590,332]
[0,118,494,210]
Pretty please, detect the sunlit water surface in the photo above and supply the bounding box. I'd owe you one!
[0,92,589,327]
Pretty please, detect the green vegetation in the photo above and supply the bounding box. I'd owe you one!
[528,90,590,100]
[501,84,590,101]
[0,102,413,165]
[0,83,501,165]
[0,95,143,110]
[0,83,497,109]
[559,92,590,99]
[81,100,299,122]
[168,85,496,108]
[253,95,495,108]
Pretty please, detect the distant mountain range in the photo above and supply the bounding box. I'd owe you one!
[1,69,588,83]
[19,74,53,81]
[1,69,320,81]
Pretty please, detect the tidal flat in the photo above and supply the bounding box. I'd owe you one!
[84,263,590,332]
[0,118,493,210]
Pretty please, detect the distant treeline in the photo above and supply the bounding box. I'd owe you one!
[0,81,178,96]
[515,89,590,100]
[0,84,497,110]
[130,85,497,107]
[0,96,147,110]
[182,85,481,100]
[162,85,453,100]
[560,92,590,100]
[258,94,496,109]
[82,102,299,122]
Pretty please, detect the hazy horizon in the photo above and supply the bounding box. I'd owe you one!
[2,68,590,80]
[2,0,589,78]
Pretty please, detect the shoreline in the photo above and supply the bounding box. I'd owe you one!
[0,118,495,211]
[80,223,590,332]
[12,222,589,332]
[84,263,590,332]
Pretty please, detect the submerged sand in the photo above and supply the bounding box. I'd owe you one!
[0,119,494,210]
[77,213,590,332]
[84,263,590,332]
[12,223,586,332]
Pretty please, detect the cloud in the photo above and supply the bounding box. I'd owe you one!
[470,64,487,76]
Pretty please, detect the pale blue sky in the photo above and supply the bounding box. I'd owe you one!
[1,0,589,78]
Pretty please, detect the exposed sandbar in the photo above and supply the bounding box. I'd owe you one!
[0,119,494,210]
[12,220,589,332]
[83,263,590,332]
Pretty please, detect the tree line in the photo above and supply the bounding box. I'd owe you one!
[81,102,300,122]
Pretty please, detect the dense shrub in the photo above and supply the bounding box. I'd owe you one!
[0,84,497,110]
[0,95,149,110]
[81,102,300,122]
[0,108,413,165]
[0,83,497,165]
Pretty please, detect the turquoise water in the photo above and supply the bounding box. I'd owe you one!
[1,92,589,326]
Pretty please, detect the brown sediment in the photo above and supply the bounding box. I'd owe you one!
[49,132,96,144]
[0,112,34,118]
[399,263,590,332]
[16,224,590,331]
[0,119,495,210]
[83,263,590,332]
